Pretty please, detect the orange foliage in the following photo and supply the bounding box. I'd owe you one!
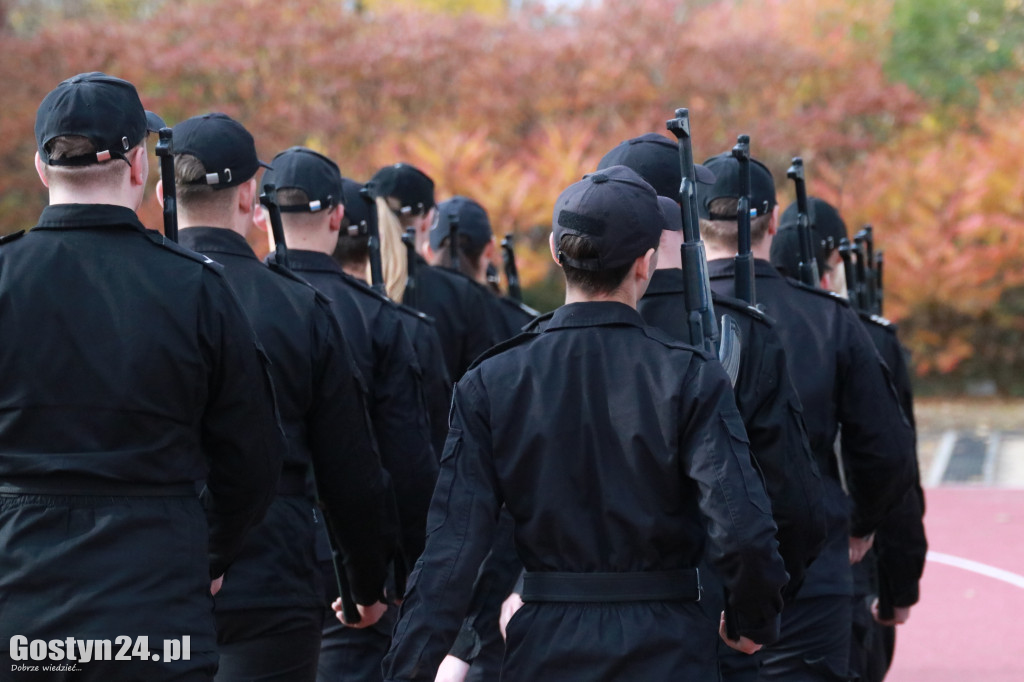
[0,0,1017,383]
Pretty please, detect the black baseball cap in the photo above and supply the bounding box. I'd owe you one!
[261,147,342,213]
[596,133,716,199]
[35,72,165,167]
[173,113,271,190]
[366,163,435,215]
[699,152,776,220]
[780,196,847,251]
[340,177,377,237]
[430,196,493,251]
[657,196,682,232]
[552,165,666,271]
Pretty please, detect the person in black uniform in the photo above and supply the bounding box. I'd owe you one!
[380,165,789,682]
[429,196,540,339]
[770,198,927,682]
[332,177,452,459]
[426,197,540,682]
[0,74,282,681]
[698,152,916,681]
[252,147,438,682]
[166,113,398,681]
[596,133,826,682]
[367,164,502,381]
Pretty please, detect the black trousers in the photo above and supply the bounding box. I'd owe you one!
[759,596,852,682]
[316,607,395,682]
[215,607,322,682]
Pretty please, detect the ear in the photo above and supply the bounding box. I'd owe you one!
[549,232,559,265]
[237,178,256,214]
[128,146,147,187]
[636,247,656,282]
[34,152,50,188]
[328,203,345,232]
[768,203,780,237]
[481,239,496,268]
[253,205,268,233]
[155,179,165,208]
[424,241,437,263]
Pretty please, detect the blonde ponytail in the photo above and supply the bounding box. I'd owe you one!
[372,196,409,302]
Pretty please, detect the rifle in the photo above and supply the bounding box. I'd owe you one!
[731,134,756,305]
[786,158,819,287]
[837,238,863,311]
[856,225,879,315]
[501,233,523,302]
[361,187,386,295]
[155,128,178,243]
[258,183,289,269]
[665,108,720,355]
[402,226,418,308]
[447,208,461,272]
[852,233,871,310]
[875,250,885,316]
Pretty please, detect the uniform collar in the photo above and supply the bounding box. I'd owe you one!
[707,257,782,280]
[545,301,646,331]
[178,226,256,260]
[278,248,344,274]
[34,204,145,232]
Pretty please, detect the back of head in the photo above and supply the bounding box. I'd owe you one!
[366,163,436,301]
[35,72,164,194]
[333,177,376,267]
[172,112,269,222]
[261,146,342,226]
[697,151,776,248]
[553,165,667,296]
[596,133,715,199]
[431,196,493,277]
[772,196,839,277]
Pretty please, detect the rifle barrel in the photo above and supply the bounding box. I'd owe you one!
[155,128,178,243]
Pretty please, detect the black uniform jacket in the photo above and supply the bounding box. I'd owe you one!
[180,227,395,606]
[709,258,914,598]
[0,204,281,666]
[383,302,787,682]
[283,249,437,567]
[859,315,926,609]
[639,267,826,597]
[403,255,501,381]
[491,293,540,339]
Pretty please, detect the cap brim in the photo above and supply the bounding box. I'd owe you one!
[695,163,716,185]
[258,160,273,170]
[145,111,167,133]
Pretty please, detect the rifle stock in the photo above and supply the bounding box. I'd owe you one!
[786,158,819,287]
[501,234,523,302]
[155,128,178,243]
[731,134,756,305]
[361,187,386,295]
[402,227,418,308]
[258,183,289,269]
[666,108,719,353]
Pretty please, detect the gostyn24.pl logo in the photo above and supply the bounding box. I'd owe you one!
[9,635,191,668]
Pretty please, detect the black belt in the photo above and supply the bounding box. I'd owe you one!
[521,569,701,603]
[0,476,197,497]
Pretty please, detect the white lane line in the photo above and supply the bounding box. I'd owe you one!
[926,430,958,488]
[927,551,1024,590]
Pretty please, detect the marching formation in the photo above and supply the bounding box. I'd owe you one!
[0,73,925,682]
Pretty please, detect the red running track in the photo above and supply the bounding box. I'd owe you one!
[886,488,1024,682]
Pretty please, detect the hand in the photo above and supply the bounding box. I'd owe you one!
[332,599,388,628]
[849,534,875,564]
[871,598,911,626]
[718,612,763,655]
[499,592,524,640]
[210,575,224,596]
[434,655,471,682]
